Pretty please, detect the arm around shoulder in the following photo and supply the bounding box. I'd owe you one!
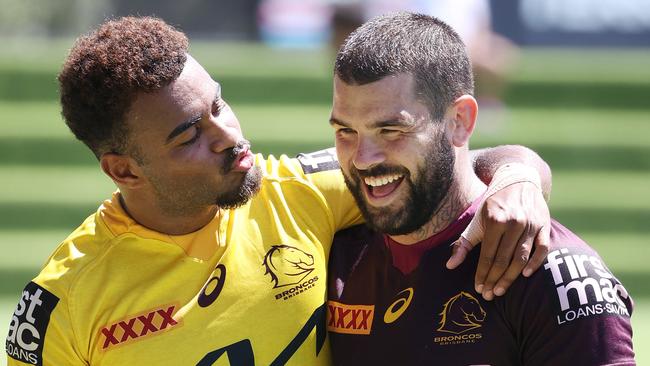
[470,144,552,201]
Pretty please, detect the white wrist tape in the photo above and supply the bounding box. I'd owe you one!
[460,163,542,244]
[484,163,542,198]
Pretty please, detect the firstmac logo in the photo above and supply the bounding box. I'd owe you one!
[544,248,630,325]
[6,282,59,366]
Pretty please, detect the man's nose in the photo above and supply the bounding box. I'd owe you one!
[353,136,385,171]
[207,119,241,154]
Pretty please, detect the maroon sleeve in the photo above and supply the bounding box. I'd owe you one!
[501,221,635,365]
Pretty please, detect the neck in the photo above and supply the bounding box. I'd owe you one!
[118,191,219,235]
[389,169,486,245]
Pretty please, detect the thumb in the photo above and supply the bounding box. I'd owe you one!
[446,212,483,269]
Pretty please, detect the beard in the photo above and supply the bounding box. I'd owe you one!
[145,140,262,216]
[342,134,455,236]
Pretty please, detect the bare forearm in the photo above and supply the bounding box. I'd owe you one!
[470,145,552,201]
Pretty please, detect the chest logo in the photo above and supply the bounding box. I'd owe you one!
[263,245,320,301]
[99,304,181,351]
[327,301,375,335]
[384,288,414,324]
[198,264,227,307]
[263,245,315,288]
[437,291,486,334]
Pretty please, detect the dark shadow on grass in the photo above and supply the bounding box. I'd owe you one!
[0,138,96,166]
[504,80,650,110]
[552,209,650,235]
[0,268,39,297]
[1,69,649,110]
[0,69,59,101]
[0,203,98,230]
[2,138,649,172]
[470,144,650,172]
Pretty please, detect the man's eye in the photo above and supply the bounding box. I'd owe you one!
[337,128,355,135]
[181,126,201,146]
[380,128,400,136]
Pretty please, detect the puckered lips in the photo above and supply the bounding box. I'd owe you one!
[361,173,405,206]
[232,147,254,172]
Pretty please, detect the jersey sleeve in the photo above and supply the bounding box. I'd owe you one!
[288,148,363,230]
[6,281,86,366]
[501,240,635,365]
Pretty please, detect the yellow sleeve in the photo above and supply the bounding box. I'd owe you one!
[6,282,86,366]
[280,148,363,231]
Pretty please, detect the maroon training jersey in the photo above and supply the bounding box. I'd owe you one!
[327,202,635,365]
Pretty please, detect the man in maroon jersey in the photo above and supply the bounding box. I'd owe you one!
[327,12,635,365]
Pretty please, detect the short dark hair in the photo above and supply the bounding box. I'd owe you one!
[334,12,474,120]
[58,16,189,158]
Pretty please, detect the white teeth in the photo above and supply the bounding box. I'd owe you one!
[364,174,403,187]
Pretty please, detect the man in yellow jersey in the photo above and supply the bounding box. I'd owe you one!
[5,17,551,365]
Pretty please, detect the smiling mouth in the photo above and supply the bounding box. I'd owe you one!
[363,174,404,198]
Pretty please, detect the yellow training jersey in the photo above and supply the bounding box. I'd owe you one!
[6,150,362,366]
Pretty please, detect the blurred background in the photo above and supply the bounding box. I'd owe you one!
[1,0,648,363]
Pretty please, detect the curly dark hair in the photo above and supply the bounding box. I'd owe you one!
[335,12,474,121]
[58,16,189,158]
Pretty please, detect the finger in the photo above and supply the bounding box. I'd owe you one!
[474,219,504,295]
[446,237,473,269]
[523,223,551,277]
[460,208,484,246]
[493,226,534,296]
[481,219,525,299]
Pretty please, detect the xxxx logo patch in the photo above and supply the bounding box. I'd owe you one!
[99,304,181,351]
[327,301,375,335]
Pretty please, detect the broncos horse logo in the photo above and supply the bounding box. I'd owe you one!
[263,245,315,288]
[437,291,486,334]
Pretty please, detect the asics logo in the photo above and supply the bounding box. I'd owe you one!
[384,288,414,324]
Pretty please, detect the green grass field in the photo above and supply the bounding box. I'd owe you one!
[1,40,649,364]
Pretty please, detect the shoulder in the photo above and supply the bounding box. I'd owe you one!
[257,148,341,180]
[537,220,633,316]
[499,219,634,364]
[519,219,632,317]
[258,148,350,198]
[33,211,115,298]
[6,211,114,365]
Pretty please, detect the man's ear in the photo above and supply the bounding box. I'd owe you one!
[449,95,478,147]
[100,153,145,189]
